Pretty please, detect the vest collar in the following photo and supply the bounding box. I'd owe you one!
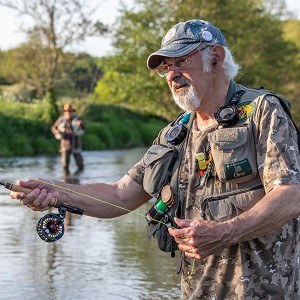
[225,80,237,105]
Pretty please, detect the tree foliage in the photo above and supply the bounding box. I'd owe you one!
[281,19,300,123]
[93,0,300,122]
[0,0,108,98]
[0,48,102,105]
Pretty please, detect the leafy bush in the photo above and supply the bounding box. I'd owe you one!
[0,99,167,156]
[82,133,105,150]
[9,133,34,156]
[33,137,57,154]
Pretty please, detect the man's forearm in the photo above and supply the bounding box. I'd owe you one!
[227,184,300,244]
[54,181,121,217]
[53,176,150,218]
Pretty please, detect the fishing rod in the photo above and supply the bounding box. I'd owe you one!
[0,174,192,299]
[0,178,174,243]
[0,181,83,242]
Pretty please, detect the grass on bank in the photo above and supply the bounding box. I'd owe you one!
[0,99,168,157]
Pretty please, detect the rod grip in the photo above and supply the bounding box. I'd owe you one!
[2,182,60,208]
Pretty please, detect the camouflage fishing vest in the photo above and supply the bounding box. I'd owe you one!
[142,82,298,256]
[143,112,195,257]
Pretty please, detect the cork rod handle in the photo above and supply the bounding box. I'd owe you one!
[0,181,60,208]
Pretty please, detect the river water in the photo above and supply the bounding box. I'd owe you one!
[0,149,181,300]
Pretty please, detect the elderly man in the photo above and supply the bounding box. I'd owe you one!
[10,20,300,299]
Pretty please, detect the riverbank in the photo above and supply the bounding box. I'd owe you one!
[0,99,168,156]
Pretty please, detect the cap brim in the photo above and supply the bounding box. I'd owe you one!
[147,42,202,69]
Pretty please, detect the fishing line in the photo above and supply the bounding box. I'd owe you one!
[39,241,57,300]
[0,166,195,297]
[183,258,196,296]
[0,166,169,227]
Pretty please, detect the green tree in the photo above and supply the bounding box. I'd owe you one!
[281,19,300,124]
[94,0,300,121]
[66,53,103,94]
[0,50,14,85]
[94,5,177,119]
[0,0,108,103]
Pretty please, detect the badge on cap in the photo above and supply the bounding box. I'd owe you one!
[202,30,213,42]
[164,27,176,42]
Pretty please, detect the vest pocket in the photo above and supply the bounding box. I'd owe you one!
[142,144,178,197]
[147,214,178,253]
[208,126,257,184]
[202,185,264,221]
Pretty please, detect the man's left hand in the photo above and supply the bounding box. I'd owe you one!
[168,217,233,259]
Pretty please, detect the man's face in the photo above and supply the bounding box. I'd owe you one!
[64,110,73,120]
[170,78,200,112]
[164,49,213,112]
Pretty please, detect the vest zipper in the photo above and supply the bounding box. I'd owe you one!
[201,184,264,217]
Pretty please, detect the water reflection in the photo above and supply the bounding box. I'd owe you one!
[0,149,181,300]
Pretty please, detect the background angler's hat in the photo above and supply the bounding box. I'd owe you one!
[147,19,227,69]
[63,103,75,112]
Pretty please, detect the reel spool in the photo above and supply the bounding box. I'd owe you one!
[36,213,64,242]
[36,203,84,242]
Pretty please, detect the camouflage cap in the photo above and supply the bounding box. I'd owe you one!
[147,19,227,69]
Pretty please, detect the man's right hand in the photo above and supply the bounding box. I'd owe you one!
[54,133,62,140]
[10,179,60,211]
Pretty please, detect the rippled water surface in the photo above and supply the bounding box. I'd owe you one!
[0,149,181,300]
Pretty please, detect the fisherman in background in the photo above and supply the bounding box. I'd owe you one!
[51,103,85,175]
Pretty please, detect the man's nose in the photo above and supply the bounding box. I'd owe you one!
[166,65,181,81]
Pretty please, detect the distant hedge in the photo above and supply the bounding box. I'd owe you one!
[0,101,167,156]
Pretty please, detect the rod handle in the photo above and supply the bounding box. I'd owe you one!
[1,182,60,208]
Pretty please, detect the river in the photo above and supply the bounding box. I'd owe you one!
[0,148,181,300]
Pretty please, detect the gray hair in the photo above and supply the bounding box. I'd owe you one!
[200,45,240,79]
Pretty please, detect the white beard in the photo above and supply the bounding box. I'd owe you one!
[172,83,201,112]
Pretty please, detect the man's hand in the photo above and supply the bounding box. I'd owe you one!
[9,179,59,211]
[168,217,234,259]
[54,133,62,140]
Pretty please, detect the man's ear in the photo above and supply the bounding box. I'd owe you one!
[211,45,225,68]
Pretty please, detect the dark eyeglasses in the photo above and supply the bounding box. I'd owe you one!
[156,45,211,77]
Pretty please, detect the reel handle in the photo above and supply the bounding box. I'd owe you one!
[0,181,61,208]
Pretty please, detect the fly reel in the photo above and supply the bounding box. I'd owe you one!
[36,213,64,242]
[36,203,84,242]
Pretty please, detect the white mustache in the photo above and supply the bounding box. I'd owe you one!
[172,80,190,92]
[171,82,201,112]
